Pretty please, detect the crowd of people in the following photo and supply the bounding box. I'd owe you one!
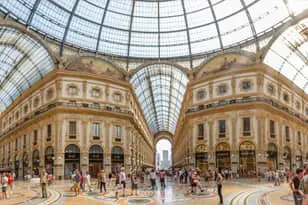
[4,165,308,205]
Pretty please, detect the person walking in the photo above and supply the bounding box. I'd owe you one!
[290,168,304,205]
[74,169,81,196]
[131,172,139,196]
[99,170,106,193]
[159,170,166,189]
[150,169,156,191]
[299,170,308,205]
[47,172,53,186]
[85,172,91,192]
[40,169,48,198]
[216,167,224,205]
[7,172,13,197]
[1,172,8,200]
[119,167,126,197]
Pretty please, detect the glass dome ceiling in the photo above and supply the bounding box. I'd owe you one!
[1,0,305,61]
[0,26,54,109]
[264,18,308,93]
[131,64,188,135]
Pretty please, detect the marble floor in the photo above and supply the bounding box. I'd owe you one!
[0,178,295,205]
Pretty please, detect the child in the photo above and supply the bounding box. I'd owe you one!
[131,173,138,196]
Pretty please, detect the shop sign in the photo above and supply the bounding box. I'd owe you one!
[195,152,208,160]
[216,151,230,157]
[239,150,255,157]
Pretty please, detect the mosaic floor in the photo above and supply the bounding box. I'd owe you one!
[0,178,296,205]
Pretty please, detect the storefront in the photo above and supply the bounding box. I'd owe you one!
[32,149,40,176]
[111,146,124,173]
[267,143,278,171]
[45,147,54,174]
[216,143,231,170]
[64,144,80,179]
[296,150,303,168]
[283,146,292,170]
[195,144,208,173]
[89,145,104,178]
[22,152,29,179]
[239,141,256,177]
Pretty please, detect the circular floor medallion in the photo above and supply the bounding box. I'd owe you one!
[128,198,151,204]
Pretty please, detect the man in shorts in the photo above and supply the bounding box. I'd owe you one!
[1,172,8,200]
[74,169,81,196]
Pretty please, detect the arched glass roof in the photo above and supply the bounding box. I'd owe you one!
[264,18,308,93]
[1,0,305,61]
[0,26,54,109]
[131,64,188,135]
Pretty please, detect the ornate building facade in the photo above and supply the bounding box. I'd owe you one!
[173,54,308,176]
[0,57,154,179]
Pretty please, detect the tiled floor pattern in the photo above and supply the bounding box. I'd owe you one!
[0,179,298,205]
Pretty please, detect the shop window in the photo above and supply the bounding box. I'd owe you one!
[69,121,77,139]
[33,130,38,145]
[270,120,275,138]
[219,120,226,138]
[305,108,308,115]
[242,81,251,90]
[47,124,52,141]
[197,90,205,100]
[285,126,290,142]
[115,125,121,142]
[197,124,204,140]
[283,93,289,103]
[92,88,100,97]
[92,122,100,140]
[242,117,251,136]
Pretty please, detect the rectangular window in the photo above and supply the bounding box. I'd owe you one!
[15,138,17,151]
[69,121,77,139]
[298,131,301,145]
[285,126,290,142]
[270,120,275,138]
[198,124,204,140]
[219,120,226,138]
[243,117,251,136]
[92,123,100,140]
[47,124,52,141]
[8,143,10,153]
[23,135,26,148]
[33,130,38,145]
[115,125,121,142]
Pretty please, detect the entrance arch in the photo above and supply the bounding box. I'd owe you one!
[89,145,104,178]
[64,144,80,179]
[32,149,40,176]
[155,138,172,170]
[239,141,256,177]
[45,147,54,174]
[216,142,231,170]
[111,146,124,173]
[195,144,208,173]
[267,143,278,170]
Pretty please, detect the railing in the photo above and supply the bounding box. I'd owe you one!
[1,102,132,137]
[186,97,308,124]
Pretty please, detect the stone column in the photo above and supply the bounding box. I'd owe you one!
[104,122,111,173]
[231,117,238,172]
[54,119,64,180]
[81,120,88,174]
[208,120,215,170]
[256,115,266,173]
